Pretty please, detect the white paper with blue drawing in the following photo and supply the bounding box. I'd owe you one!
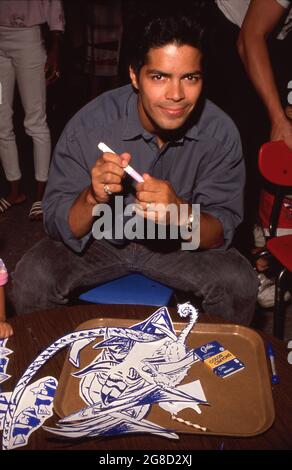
[7,376,58,449]
[44,303,207,439]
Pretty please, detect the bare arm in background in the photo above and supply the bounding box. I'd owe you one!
[237,0,292,149]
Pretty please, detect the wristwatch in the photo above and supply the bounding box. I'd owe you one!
[186,211,194,232]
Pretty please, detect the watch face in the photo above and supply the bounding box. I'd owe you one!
[187,213,193,232]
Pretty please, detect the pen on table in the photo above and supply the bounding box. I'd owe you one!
[98,142,144,183]
[267,343,280,385]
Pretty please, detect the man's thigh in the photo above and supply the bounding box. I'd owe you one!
[13,237,133,305]
[137,245,255,299]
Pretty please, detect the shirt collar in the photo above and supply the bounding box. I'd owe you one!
[122,91,153,141]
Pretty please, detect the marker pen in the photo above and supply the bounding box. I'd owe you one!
[267,343,279,385]
[98,142,144,183]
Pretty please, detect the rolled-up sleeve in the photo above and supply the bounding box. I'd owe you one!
[44,0,65,31]
[43,122,93,253]
[193,132,245,249]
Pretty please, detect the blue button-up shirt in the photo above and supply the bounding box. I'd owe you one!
[43,84,245,253]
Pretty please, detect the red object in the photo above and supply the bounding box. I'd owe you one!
[257,141,292,338]
[259,189,292,236]
[267,235,292,271]
[259,141,292,186]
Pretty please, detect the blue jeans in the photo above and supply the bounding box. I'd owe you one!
[12,237,258,324]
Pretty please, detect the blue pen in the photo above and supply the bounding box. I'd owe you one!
[267,343,279,385]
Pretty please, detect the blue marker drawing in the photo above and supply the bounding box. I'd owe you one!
[2,303,206,449]
[11,377,58,449]
[31,378,58,415]
[0,338,12,386]
[2,327,110,450]
[0,357,9,374]
[0,393,11,430]
[44,303,206,440]
[12,407,41,447]
[0,338,12,358]
[0,372,11,385]
[3,376,58,449]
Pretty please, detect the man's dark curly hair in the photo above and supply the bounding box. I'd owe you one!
[128,1,205,75]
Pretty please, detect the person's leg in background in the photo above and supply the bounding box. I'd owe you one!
[0,28,26,212]
[14,26,51,220]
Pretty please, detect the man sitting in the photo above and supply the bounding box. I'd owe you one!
[13,3,258,324]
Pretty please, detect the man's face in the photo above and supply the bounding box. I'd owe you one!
[130,43,203,143]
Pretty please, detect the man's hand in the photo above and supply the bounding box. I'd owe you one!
[87,152,132,205]
[45,31,63,85]
[45,48,61,85]
[69,151,131,238]
[135,174,183,224]
[271,116,292,150]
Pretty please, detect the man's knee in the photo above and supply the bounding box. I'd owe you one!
[12,238,61,314]
[14,250,49,291]
[200,249,258,323]
[224,249,258,298]
[200,249,256,296]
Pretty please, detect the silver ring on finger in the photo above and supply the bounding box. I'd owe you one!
[146,202,151,209]
[104,184,112,195]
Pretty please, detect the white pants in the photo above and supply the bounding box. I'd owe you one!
[0,26,51,182]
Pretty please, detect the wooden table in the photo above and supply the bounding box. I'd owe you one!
[1,304,292,451]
